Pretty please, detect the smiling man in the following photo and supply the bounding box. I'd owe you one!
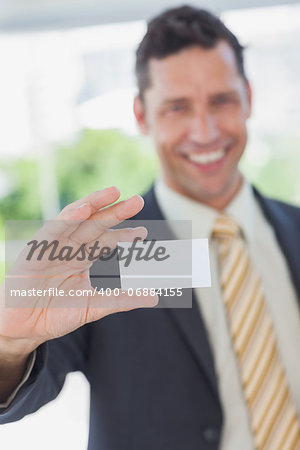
[134,10,251,210]
[0,5,300,450]
[133,6,300,449]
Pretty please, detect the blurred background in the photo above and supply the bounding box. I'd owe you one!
[0,0,300,449]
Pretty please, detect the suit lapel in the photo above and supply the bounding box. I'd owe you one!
[253,187,300,303]
[164,295,220,397]
[137,186,299,399]
[139,187,220,398]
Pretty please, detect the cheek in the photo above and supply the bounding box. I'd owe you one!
[218,110,248,137]
[152,119,186,153]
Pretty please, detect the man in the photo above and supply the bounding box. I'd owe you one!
[0,6,299,450]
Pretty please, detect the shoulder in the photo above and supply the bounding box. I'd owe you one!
[253,186,300,227]
[133,185,165,220]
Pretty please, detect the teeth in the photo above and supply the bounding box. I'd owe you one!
[187,149,225,164]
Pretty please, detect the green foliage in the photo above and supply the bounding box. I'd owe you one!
[56,129,159,208]
[0,128,159,228]
[241,135,300,205]
[0,129,299,233]
[0,158,42,225]
[0,158,42,282]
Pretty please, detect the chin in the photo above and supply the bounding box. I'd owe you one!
[184,180,234,203]
[193,181,227,197]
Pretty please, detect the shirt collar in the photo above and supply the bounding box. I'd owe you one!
[225,181,255,243]
[154,177,255,242]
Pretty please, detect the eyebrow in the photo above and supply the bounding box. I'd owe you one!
[210,90,240,100]
[160,90,240,105]
[160,97,190,106]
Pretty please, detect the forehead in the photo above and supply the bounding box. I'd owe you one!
[146,41,243,99]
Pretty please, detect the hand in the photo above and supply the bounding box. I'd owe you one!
[0,186,158,355]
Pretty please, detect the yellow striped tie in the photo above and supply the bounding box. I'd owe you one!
[212,214,300,450]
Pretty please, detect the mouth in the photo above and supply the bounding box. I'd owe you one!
[183,148,228,172]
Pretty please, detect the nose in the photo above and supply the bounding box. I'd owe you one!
[188,111,219,146]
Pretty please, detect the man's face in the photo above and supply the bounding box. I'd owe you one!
[134,41,252,209]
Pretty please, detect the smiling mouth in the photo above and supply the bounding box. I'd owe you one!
[185,148,227,165]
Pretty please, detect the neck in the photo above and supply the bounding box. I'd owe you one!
[200,176,244,211]
[163,173,244,211]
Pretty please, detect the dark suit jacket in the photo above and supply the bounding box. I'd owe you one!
[1,187,299,450]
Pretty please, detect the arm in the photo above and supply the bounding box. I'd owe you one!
[0,187,157,420]
[0,336,33,404]
[0,326,88,423]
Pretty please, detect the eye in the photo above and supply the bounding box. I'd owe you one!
[219,98,229,104]
[169,103,187,112]
[169,103,188,113]
[213,96,237,106]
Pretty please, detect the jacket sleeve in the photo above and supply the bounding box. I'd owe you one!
[0,324,90,424]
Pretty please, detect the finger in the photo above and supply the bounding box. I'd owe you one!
[36,204,90,243]
[102,194,144,222]
[70,195,144,245]
[61,186,120,216]
[37,187,121,241]
[83,227,148,256]
[26,227,147,275]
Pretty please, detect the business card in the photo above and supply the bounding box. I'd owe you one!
[118,238,211,290]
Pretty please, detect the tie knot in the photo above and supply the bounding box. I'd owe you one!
[212,214,242,239]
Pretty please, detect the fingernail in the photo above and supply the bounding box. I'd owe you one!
[76,202,88,209]
[107,186,120,193]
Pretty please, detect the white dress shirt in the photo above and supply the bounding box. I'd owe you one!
[155,177,300,450]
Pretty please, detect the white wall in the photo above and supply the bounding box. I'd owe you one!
[0,0,299,31]
[0,373,90,450]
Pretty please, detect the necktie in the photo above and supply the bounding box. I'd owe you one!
[212,214,300,450]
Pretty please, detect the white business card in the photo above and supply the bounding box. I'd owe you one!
[118,238,211,290]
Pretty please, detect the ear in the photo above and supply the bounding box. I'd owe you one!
[244,80,252,119]
[133,96,149,135]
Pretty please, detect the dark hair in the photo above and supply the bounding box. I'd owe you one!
[135,5,246,100]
